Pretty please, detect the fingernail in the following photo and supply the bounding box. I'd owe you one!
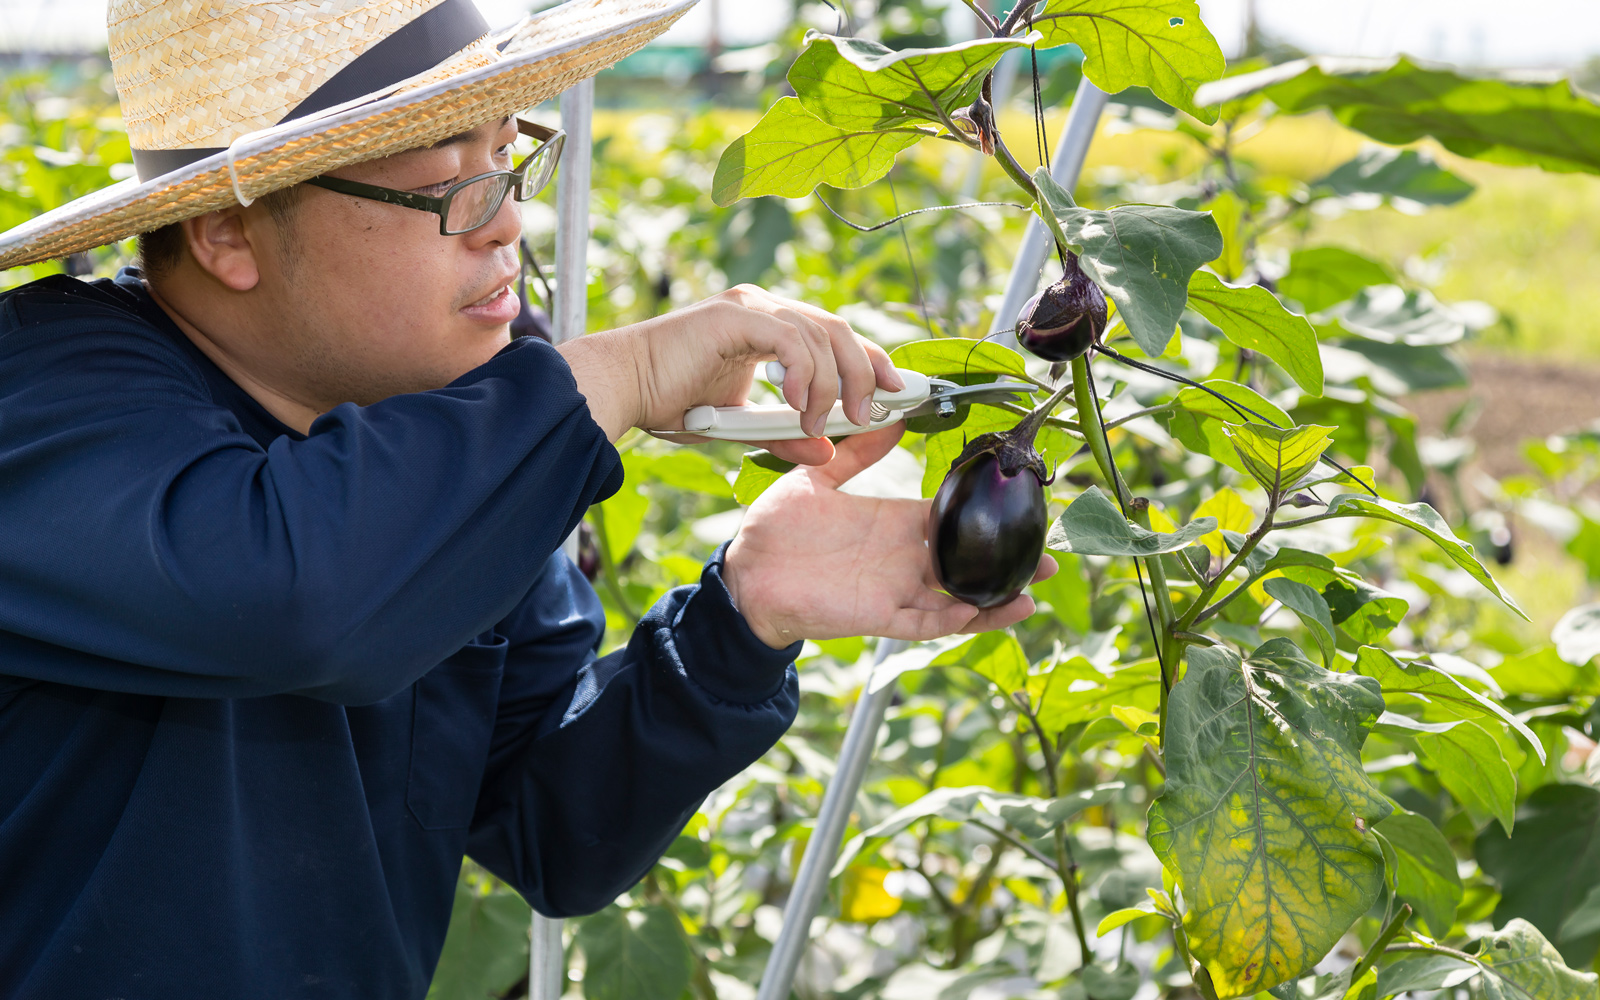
[888,370,906,391]
[856,399,872,424]
[811,415,828,437]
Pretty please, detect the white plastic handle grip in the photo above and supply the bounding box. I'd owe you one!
[677,367,931,441]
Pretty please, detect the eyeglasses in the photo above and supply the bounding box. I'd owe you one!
[305,119,564,235]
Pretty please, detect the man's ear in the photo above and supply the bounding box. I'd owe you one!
[180,207,261,291]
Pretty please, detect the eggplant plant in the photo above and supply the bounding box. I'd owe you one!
[696,5,1600,1000]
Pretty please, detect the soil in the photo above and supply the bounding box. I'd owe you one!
[1404,352,1600,480]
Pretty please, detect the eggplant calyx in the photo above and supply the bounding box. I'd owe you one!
[950,430,1049,484]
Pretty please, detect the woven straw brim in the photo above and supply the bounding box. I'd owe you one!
[0,0,694,271]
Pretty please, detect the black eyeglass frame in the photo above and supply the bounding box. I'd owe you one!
[304,118,564,235]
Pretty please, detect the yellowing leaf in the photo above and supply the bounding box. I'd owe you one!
[841,866,902,922]
[1224,422,1335,495]
[1193,488,1255,557]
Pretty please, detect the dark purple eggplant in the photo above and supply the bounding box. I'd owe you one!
[927,383,1069,608]
[1016,253,1106,363]
[577,520,601,581]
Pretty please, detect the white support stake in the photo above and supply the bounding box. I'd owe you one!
[987,76,1108,347]
[532,75,596,1000]
[755,636,907,1000]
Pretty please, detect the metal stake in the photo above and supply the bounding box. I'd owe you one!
[754,72,1109,1000]
[754,636,906,1000]
[531,75,596,1000]
[987,76,1108,348]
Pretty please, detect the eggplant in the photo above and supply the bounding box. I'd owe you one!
[1016,252,1106,363]
[926,382,1066,608]
[928,451,1047,608]
[577,520,601,581]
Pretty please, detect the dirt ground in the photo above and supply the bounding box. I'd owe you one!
[1405,353,1600,480]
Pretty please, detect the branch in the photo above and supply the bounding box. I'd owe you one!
[1350,904,1412,985]
[1176,502,1276,633]
[961,0,999,33]
[968,818,1060,874]
[996,0,1046,36]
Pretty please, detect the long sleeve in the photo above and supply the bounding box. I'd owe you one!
[0,276,623,704]
[467,545,800,917]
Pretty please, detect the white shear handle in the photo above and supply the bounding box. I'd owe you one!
[677,365,929,441]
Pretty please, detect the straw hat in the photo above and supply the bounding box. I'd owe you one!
[0,0,696,271]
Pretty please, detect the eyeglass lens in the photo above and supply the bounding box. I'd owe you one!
[442,140,561,235]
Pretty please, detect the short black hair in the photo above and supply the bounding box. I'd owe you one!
[137,184,304,280]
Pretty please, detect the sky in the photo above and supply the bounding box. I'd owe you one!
[1,0,1596,69]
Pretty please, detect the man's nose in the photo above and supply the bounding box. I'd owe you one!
[466,186,521,250]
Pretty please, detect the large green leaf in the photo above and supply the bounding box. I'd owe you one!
[1477,784,1600,968]
[1034,655,1161,734]
[1319,495,1527,618]
[1414,717,1518,834]
[936,631,1030,694]
[1029,0,1225,123]
[1264,577,1336,669]
[1149,639,1390,997]
[789,34,1031,131]
[1491,645,1600,699]
[1374,809,1462,937]
[1168,381,1291,475]
[889,338,1028,378]
[1279,246,1394,314]
[1198,57,1600,175]
[1376,953,1480,997]
[1354,646,1543,763]
[1034,171,1223,357]
[712,97,926,205]
[1313,573,1409,644]
[1314,146,1476,206]
[1471,919,1600,1000]
[1187,271,1323,394]
[576,905,695,1000]
[1046,485,1216,556]
[1225,423,1335,495]
[426,875,533,1000]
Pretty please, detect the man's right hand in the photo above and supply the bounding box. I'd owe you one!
[556,285,903,466]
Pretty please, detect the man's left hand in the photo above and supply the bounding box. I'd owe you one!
[723,425,1057,648]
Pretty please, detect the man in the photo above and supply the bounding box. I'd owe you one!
[0,0,1052,996]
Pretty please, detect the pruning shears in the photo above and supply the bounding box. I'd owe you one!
[651,361,1033,442]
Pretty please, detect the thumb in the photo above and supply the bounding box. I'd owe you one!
[806,423,906,490]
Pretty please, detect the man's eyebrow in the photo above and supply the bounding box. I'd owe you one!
[428,115,514,150]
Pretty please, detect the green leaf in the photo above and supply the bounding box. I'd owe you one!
[920,403,1017,497]
[1083,961,1143,1000]
[1354,646,1544,764]
[935,631,1029,693]
[1471,919,1600,1000]
[1034,656,1161,735]
[576,905,695,1000]
[988,782,1125,839]
[1148,639,1391,997]
[426,875,533,1000]
[1260,57,1600,176]
[1374,809,1462,937]
[1553,603,1600,666]
[1279,246,1394,314]
[595,484,649,566]
[1562,886,1600,943]
[1304,573,1408,644]
[1320,495,1526,618]
[1224,422,1335,494]
[628,451,734,498]
[1030,0,1226,123]
[889,338,1027,377]
[1314,146,1476,206]
[1046,485,1217,556]
[712,97,926,205]
[1375,953,1480,997]
[1034,171,1223,357]
[1477,784,1600,969]
[1187,271,1324,394]
[1414,718,1518,834]
[1264,577,1336,669]
[1169,381,1291,474]
[1325,285,1475,346]
[1098,905,1159,936]
[1324,340,1469,395]
[733,450,795,505]
[1492,645,1600,699]
[1206,190,1247,281]
[789,34,1031,131]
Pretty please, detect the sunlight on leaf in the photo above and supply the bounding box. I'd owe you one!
[1047,486,1216,556]
[790,34,1032,131]
[1188,271,1324,395]
[712,97,927,205]
[1224,423,1335,495]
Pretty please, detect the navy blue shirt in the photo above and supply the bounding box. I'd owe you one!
[0,271,800,999]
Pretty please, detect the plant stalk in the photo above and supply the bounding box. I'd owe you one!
[1349,904,1412,985]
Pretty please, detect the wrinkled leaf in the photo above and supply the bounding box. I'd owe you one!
[712,97,926,205]
[1188,271,1324,394]
[1035,171,1223,357]
[1477,784,1600,968]
[1375,809,1462,937]
[1148,639,1391,997]
[789,34,1032,131]
[733,450,795,505]
[1030,0,1226,123]
[1279,246,1394,314]
[576,905,695,1000]
[1264,577,1336,669]
[1321,495,1527,618]
[1471,919,1600,1000]
[1225,422,1335,495]
[1314,146,1475,206]
[1553,603,1600,666]
[1047,486,1216,556]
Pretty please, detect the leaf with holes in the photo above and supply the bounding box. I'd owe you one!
[1187,271,1323,394]
[1030,0,1226,123]
[1225,423,1335,495]
[789,34,1034,131]
[1034,171,1223,357]
[712,97,928,205]
[1471,919,1600,1000]
[1320,495,1527,618]
[1047,486,1216,556]
[1148,639,1391,997]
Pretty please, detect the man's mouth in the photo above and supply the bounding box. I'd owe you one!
[466,284,511,308]
[459,277,521,324]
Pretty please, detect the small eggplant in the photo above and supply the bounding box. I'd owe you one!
[927,383,1067,608]
[1016,253,1106,363]
[577,520,602,582]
